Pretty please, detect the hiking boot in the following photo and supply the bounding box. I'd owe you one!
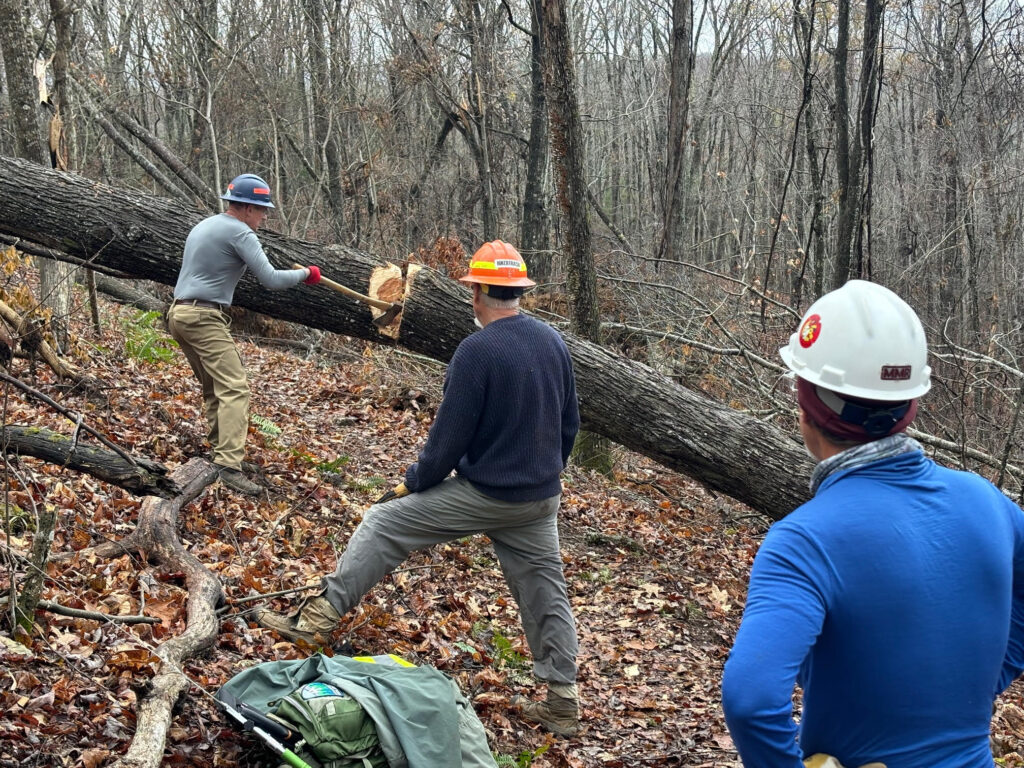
[217,465,263,496]
[514,683,580,737]
[257,594,342,644]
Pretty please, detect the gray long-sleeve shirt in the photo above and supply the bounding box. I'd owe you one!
[173,213,305,305]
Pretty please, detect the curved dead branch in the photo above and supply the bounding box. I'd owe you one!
[89,458,223,768]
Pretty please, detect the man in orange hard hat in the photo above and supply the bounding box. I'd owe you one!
[259,241,583,737]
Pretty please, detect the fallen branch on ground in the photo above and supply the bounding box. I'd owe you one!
[86,458,223,768]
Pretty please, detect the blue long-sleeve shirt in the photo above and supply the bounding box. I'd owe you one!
[404,313,579,502]
[722,450,1024,768]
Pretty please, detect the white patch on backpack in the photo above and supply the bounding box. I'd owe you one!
[299,682,345,699]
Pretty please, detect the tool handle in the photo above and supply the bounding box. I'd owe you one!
[239,702,294,743]
[250,726,315,768]
[278,747,315,768]
[219,697,313,768]
[291,263,395,311]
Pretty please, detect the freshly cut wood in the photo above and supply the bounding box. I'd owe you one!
[0,156,814,519]
[1,425,179,497]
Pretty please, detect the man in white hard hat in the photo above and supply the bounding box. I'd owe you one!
[722,280,1024,768]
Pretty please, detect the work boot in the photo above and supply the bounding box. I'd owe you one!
[257,594,342,645]
[514,683,580,737]
[217,465,263,496]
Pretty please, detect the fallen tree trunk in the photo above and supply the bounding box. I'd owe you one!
[2,425,178,497]
[91,274,166,313]
[0,156,814,519]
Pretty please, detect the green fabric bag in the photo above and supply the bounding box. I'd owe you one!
[272,681,387,768]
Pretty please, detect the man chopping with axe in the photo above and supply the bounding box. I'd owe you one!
[258,240,583,737]
[168,173,320,496]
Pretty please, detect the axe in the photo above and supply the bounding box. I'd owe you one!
[293,263,403,327]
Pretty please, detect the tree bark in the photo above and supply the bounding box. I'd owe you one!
[539,0,611,473]
[0,156,815,519]
[464,0,498,239]
[1,425,179,497]
[540,0,599,342]
[90,274,167,313]
[657,0,694,266]
[520,0,551,282]
[0,0,47,166]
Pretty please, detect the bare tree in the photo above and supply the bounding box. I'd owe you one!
[657,0,694,266]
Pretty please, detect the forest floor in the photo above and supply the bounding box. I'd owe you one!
[1,292,1023,768]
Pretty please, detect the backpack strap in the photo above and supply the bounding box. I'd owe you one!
[322,750,375,768]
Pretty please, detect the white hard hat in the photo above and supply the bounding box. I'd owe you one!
[780,280,931,401]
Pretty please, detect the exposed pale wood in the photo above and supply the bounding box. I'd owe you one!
[368,261,406,339]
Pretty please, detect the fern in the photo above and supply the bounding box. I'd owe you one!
[250,414,282,436]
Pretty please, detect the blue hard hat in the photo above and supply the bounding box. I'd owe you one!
[221,174,275,208]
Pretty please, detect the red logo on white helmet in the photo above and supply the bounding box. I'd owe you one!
[799,314,822,349]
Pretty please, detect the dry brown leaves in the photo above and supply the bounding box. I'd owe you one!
[1,295,1022,768]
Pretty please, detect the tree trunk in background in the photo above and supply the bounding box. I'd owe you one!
[657,0,694,266]
[305,0,346,239]
[539,0,599,341]
[0,0,63,629]
[793,0,826,307]
[188,0,217,170]
[465,0,498,239]
[520,0,551,283]
[46,0,80,344]
[851,0,883,279]
[830,0,882,290]
[0,157,816,520]
[830,0,855,289]
[539,0,610,474]
[0,4,46,166]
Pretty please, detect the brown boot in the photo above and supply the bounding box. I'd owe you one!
[257,594,341,644]
[217,466,263,496]
[515,683,580,737]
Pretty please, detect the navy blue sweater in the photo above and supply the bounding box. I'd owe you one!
[404,314,579,502]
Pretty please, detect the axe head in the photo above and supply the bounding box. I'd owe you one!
[372,302,403,328]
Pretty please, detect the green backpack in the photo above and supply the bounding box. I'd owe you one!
[270,681,387,768]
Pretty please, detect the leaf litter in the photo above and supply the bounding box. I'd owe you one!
[1,297,1022,768]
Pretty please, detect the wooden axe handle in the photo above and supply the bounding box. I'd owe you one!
[292,264,397,311]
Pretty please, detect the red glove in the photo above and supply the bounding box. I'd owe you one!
[304,265,321,285]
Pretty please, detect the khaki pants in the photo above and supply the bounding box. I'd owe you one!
[323,476,579,684]
[167,304,249,470]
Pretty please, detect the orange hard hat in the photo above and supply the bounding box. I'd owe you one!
[458,240,536,288]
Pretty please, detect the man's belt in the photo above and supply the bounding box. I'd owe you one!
[172,298,228,311]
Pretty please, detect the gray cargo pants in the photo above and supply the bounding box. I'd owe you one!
[322,475,578,684]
